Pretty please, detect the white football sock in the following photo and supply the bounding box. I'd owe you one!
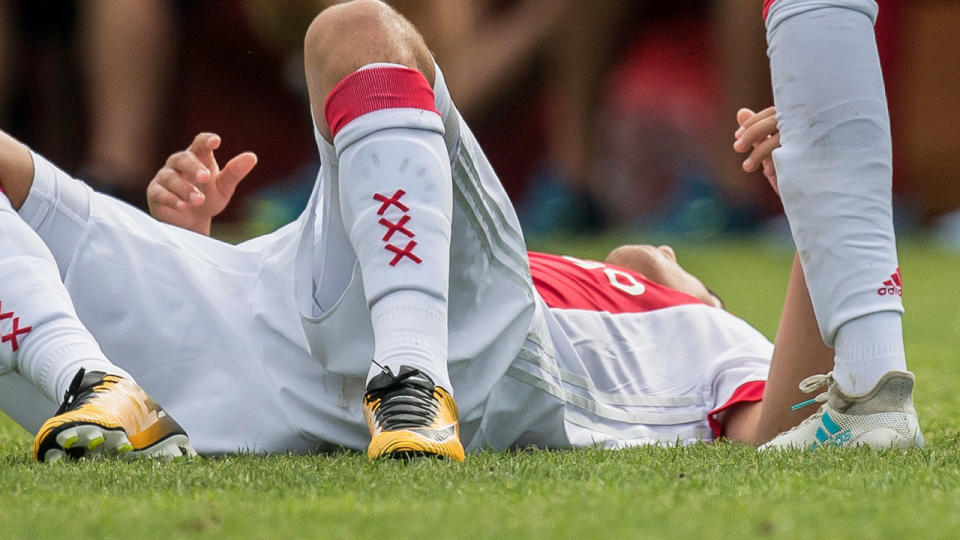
[766,1,907,387]
[0,190,131,403]
[833,312,907,395]
[325,64,453,392]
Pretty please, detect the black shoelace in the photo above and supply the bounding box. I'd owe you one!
[55,368,104,415]
[367,364,438,431]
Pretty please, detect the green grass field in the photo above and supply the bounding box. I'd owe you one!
[2,238,959,539]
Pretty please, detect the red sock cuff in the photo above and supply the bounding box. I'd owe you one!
[323,66,439,139]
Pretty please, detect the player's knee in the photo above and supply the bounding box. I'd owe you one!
[304,1,386,74]
[304,0,432,96]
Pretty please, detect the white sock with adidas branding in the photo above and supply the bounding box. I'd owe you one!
[833,312,907,396]
[766,0,908,394]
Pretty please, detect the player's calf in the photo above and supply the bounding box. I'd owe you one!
[34,368,195,462]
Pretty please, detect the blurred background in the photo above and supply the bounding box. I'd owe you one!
[1,0,958,245]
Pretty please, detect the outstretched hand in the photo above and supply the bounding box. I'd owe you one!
[733,107,780,195]
[147,133,257,235]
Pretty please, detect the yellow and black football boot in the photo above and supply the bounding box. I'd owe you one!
[34,368,196,462]
[363,365,465,461]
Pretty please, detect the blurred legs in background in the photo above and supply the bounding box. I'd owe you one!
[711,0,775,220]
[0,0,16,128]
[77,0,178,207]
[383,0,632,237]
[897,4,960,245]
[525,0,631,235]
[0,1,10,123]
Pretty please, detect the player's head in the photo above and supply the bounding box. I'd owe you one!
[604,244,723,308]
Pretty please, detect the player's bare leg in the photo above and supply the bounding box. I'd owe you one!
[756,0,921,449]
[304,1,463,460]
[0,129,194,461]
[743,255,835,444]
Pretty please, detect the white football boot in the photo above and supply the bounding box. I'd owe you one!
[760,371,924,450]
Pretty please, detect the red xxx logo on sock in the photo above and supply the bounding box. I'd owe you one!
[0,301,32,352]
[373,189,421,266]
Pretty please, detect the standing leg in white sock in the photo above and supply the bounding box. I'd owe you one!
[765,0,906,396]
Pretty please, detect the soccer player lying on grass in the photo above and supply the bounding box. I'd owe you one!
[0,0,920,462]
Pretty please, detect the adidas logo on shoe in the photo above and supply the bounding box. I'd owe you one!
[807,411,853,450]
[760,371,924,451]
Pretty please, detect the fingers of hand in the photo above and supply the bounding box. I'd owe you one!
[734,106,776,137]
[147,180,189,211]
[189,132,221,155]
[736,108,755,128]
[166,150,212,182]
[218,152,258,189]
[167,149,212,187]
[734,115,778,153]
[152,167,206,208]
[743,133,781,172]
[763,159,777,179]
[742,106,776,129]
[188,132,222,173]
[763,160,779,194]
